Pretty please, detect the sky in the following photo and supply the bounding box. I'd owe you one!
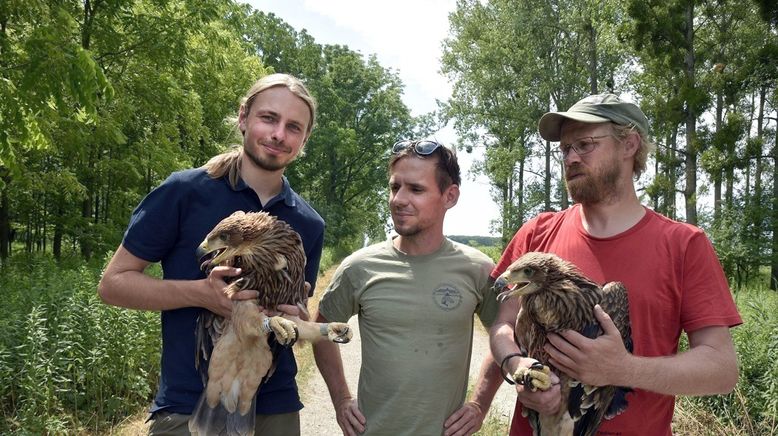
[247,0,500,237]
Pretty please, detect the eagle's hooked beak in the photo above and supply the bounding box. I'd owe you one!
[493,272,537,302]
[196,238,228,272]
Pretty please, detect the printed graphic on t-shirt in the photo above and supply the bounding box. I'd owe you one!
[432,284,463,311]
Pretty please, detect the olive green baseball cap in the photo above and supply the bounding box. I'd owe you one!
[538,93,649,141]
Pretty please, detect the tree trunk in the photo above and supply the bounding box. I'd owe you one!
[0,176,9,260]
[683,2,697,225]
[586,22,598,94]
[713,92,723,224]
[544,137,551,211]
[765,98,777,290]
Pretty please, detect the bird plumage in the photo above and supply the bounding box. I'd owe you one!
[494,251,633,436]
[189,211,352,435]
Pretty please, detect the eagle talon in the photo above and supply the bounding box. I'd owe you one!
[327,323,352,344]
[268,316,299,346]
[514,362,552,392]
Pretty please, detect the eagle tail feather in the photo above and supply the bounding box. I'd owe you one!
[189,391,256,436]
[604,386,632,419]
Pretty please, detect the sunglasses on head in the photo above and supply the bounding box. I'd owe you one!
[391,140,443,155]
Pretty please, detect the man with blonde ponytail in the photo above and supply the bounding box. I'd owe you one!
[99,73,324,435]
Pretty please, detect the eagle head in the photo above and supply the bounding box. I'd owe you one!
[196,211,282,274]
[493,252,563,302]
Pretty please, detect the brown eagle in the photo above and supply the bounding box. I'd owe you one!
[494,252,633,436]
[189,211,352,436]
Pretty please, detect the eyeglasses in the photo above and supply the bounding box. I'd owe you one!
[392,140,443,156]
[557,134,614,159]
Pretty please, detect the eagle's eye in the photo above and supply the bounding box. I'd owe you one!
[522,267,535,277]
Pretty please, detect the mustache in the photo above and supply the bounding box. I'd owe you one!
[565,164,585,179]
[264,139,291,152]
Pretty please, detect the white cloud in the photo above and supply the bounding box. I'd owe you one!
[248,0,499,236]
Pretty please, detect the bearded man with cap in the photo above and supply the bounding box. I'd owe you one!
[488,94,742,435]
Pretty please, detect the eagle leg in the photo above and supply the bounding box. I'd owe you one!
[514,361,552,392]
[266,316,299,346]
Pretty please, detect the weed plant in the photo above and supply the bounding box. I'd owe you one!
[676,287,778,435]
[0,253,160,434]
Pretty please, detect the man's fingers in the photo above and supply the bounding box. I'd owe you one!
[209,266,241,280]
[594,304,620,336]
[230,289,259,300]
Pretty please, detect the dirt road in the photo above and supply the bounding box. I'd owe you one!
[298,317,516,434]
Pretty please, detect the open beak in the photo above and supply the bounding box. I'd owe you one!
[196,238,228,273]
[493,275,533,302]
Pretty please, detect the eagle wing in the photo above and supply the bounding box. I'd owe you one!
[567,281,633,436]
[495,252,633,436]
[189,211,352,435]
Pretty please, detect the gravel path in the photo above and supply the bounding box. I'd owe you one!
[299,317,516,435]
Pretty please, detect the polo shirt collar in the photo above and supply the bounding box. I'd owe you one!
[233,175,296,208]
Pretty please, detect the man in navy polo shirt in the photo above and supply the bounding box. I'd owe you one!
[98,73,325,435]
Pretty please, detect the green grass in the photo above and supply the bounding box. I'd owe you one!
[0,253,160,434]
[1,251,776,435]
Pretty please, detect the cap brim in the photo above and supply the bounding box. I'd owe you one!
[538,112,613,141]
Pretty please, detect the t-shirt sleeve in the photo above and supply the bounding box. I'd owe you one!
[304,229,325,297]
[476,276,500,329]
[492,218,539,279]
[122,173,185,262]
[680,231,743,332]
[317,262,358,323]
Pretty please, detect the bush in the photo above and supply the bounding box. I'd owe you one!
[0,253,161,434]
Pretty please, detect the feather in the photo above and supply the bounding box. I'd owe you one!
[494,252,633,436]
[188,211,352,436]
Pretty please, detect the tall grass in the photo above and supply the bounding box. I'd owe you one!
[2,250,776,435]
[0,253,160,434]
[674,287,778,435]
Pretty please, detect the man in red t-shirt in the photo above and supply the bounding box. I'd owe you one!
[490,94,742,435]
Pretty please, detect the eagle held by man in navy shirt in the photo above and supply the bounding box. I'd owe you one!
[494,251,633,436]
[189,211,352,436]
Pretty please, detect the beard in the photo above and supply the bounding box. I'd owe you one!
[565,155,621,205]
[392,216,421,237]
[243,142,291,172]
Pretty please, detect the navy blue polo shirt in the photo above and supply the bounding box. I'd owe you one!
[122,167,325,415]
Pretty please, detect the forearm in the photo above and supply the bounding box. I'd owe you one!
[313,312,353,406]
[99,268,207,311]
[616,334,738,395]
[468,351,502,413]
[98,244,209,311]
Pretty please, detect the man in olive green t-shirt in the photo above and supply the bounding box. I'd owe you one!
[313,139,503,436]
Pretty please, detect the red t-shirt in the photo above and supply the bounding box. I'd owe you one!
[492,205,743,436]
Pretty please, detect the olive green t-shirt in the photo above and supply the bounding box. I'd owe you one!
[318,237,498,436]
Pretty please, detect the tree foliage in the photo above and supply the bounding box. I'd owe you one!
[444,0,778,289]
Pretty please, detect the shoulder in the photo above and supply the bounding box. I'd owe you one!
[160,167,225,194]
[645,208,708,242]
[508,207,572,247]
[448,240,493,266]
[286,188,325,229]
[340,241,391,269]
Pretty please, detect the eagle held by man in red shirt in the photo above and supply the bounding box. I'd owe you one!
[494,251,633,436]
[189,211,352,436]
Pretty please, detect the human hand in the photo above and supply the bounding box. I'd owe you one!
[443,401,485,436]
[204,266,255,317]
[335,397,365,436]
[545,304,629,387]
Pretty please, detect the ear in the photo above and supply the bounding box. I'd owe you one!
[443,184,460,210]
[238,104,248,136]
[621,132,640,159]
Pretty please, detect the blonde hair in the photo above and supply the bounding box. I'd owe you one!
[204,74,316,187]
[611,123,655,178]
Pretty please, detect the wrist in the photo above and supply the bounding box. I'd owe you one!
[499,352,526,385]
